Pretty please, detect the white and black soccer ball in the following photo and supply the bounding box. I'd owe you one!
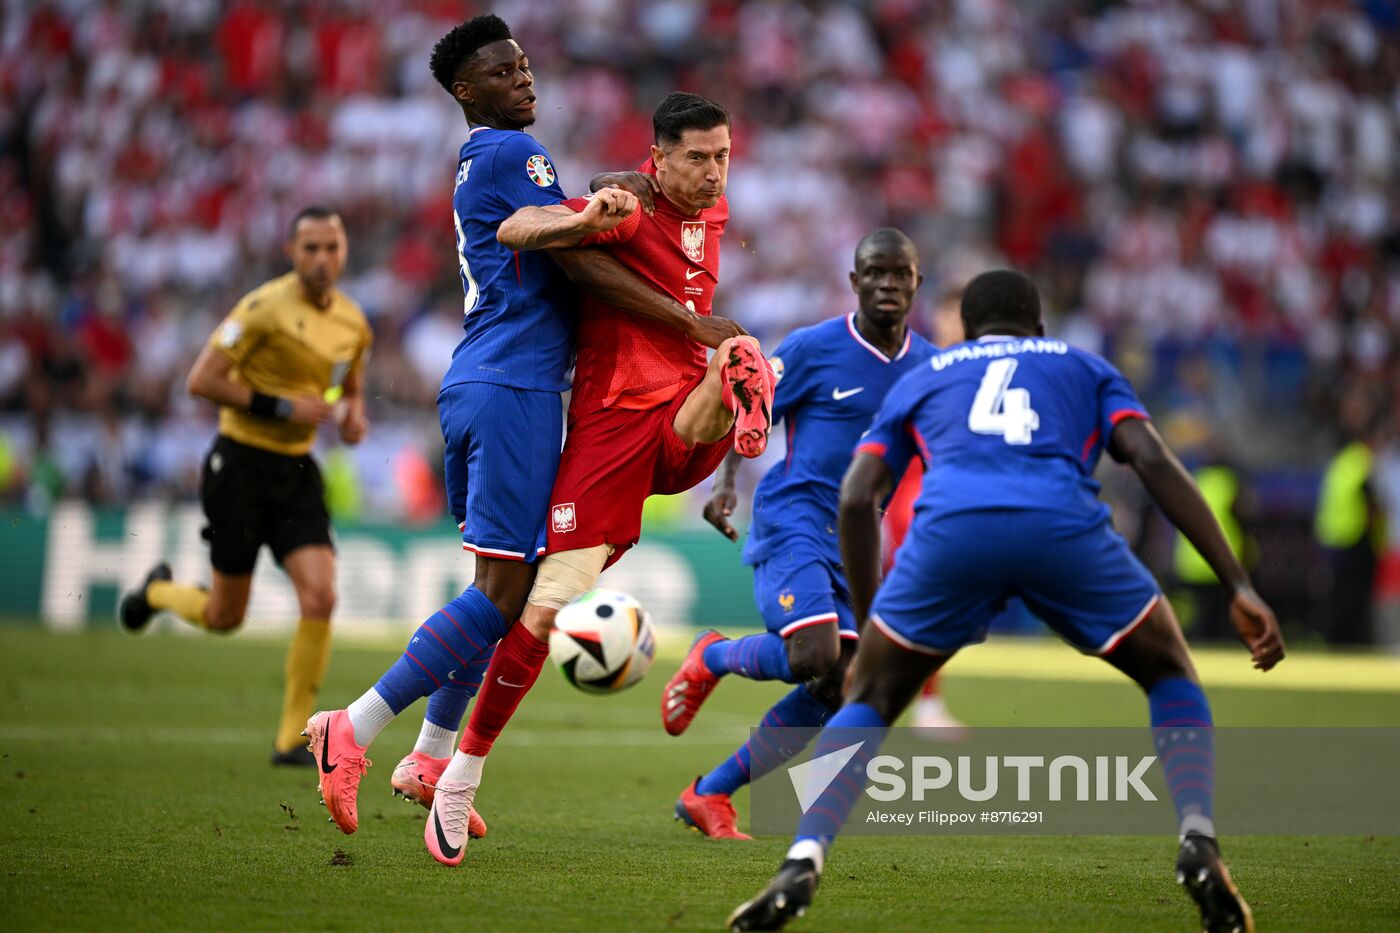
[550,589,656,694]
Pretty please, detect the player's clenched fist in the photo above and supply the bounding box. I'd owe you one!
[592,170,661,215]
[337,405,369,444]
[577,187,638,233]
[287,394,334,426]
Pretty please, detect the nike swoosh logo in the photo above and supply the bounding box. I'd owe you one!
[685,268,704,280]
[832,387,865,400]
[320,727,337,774]
[496,676,528,689]
[433,811,461,860]
[447,669,458,681]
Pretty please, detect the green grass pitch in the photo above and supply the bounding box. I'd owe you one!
[1,626,1397,930]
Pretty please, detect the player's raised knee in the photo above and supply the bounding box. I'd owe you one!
[804,649,852,710]
[203,607,246,633]
[784,629,841,682]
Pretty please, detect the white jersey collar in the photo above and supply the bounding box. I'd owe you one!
[846,312,911,363]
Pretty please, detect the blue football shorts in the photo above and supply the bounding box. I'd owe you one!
[751,543,859,643]
[438,382,562,562]
[870,509,1161,656]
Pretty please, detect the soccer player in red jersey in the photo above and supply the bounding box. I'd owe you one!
[421,92,776,865]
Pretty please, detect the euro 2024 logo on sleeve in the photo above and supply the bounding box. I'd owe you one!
[526,154,555,187]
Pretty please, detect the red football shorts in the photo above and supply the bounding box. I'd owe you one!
[545,373,732,568]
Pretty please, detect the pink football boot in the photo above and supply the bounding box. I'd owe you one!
[304,710,372,834]
[392,751,487,839]
[721,338,775,458]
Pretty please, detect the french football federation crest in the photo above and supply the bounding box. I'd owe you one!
[778,590,796,613]
[552,502,576,533]
[681,221,705,262]
[526,154,556,187]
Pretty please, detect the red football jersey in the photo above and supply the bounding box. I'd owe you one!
[562,163,726,415]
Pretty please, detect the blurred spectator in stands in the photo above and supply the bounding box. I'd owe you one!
[1369,424,1400,649]
[78,405,148,505]
[0,0,1395,527]
[1314,387,1387,645]
[323,447,363,523]
[393,442,443,527]
[0,425,19,500]
[1171,420,1256,641]
[23,413,65,515]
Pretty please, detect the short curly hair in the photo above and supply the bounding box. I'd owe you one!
[961,269,1042,335]
[429,14,514,93]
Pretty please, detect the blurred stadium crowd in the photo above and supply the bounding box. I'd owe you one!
[1,1,1399,639]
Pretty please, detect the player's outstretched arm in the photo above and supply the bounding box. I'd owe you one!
[1110,418,1285,670]
[546,248,748,348]
[497,189,638,251]
[702,450,745,541]
[839,453,895,629]
[186,347,331,426]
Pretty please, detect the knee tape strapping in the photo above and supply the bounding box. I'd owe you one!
[527,544,613,611]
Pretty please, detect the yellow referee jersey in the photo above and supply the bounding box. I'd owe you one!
[209,272,373,456]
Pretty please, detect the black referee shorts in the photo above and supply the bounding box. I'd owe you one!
[199,435,333,575]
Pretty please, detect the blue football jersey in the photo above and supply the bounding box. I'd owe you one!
[857,335,1149,529]
[441,127,576,394]
[743,313,935,567]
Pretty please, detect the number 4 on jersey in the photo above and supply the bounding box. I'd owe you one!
[968,358,1039,445]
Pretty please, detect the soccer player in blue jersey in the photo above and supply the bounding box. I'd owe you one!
[662,228,934,839]
[728,269,1285,932]
[305,14,743,838]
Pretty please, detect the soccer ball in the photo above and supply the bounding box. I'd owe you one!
[550,589,656,694]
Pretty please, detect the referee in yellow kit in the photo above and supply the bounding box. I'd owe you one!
[119,206,373,765]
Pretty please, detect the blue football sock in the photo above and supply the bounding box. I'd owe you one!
[423,647,492,730]
[1148,676,1215,837]
[697,684,833,796]
[703,633,793,681]
[794,702,888,849]
[372,587,504,714]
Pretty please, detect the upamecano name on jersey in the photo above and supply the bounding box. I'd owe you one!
[930,338,1069,372]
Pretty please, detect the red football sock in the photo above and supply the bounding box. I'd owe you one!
[459,621,549,757]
